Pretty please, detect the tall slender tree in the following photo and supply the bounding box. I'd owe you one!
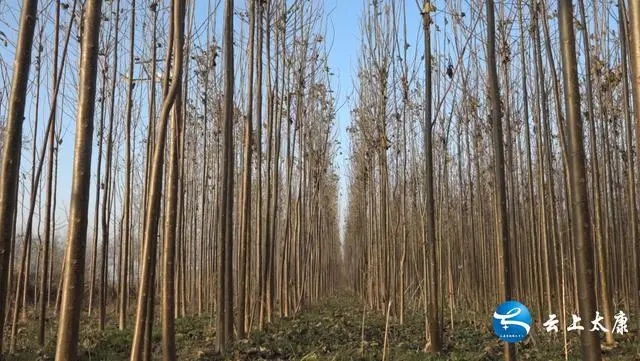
[130,0,184,358]
[54,0,103,358]
[161,35,183,361]
[625,0,640,333]
[216,0,235,352]
[237,0,256,339]
[119,0,136,331]
[486,0,514,358]
[421,0,441,352]
[558,0,601,359]
[37,0,61,347]
[0,0,38,355]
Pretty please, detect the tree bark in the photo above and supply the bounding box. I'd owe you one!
[0,0,38,355]
[626,0,640,334]
[54,0,102,358]
[421,1,441,353]
[486,0,514,358]
[237,0,255,339]
[216,0,235,353]
[557,0,601,359]
[161,58,183,361]
[119,0,136,331]
[130,0,184,358]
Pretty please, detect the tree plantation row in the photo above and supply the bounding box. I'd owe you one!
[343,0,639,360]
[0,0,341,359]
[0,0,639,360]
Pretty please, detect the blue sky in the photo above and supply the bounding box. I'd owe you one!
[4,0,610,242]
[327,0,426,235]
[326,0,362,234]
[1,0,432,243]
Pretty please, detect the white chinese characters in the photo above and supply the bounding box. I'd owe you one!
[612,311,628,335]
[567,314,584,331]
[543,311,629,335]
[589,311,608,332]
[543,314,559,333]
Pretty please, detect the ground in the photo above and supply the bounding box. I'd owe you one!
[4,294,639,360]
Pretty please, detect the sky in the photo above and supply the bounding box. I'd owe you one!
[0,0,432,245]
[326,0,362,238]
[0,0,615,245]
[326,0,427,238]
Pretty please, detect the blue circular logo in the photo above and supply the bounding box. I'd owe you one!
[492,300,532,343]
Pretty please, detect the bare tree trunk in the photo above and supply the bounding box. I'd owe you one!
[255,0,265,331]
[626,0,640,334]
[0,0,38,355]
[48,139,59,310]
[486,0,514,358]
[576,0,613,344]
[161,55,183,361]
[216,0,235,353]
[37,1,61,346]
[89,54,108,317]
[557,0,601,359]
[421,1,441,353]
[129,0,184,357]
[517,0,539,317]
[54,0,102,358]
[101,0,122,331]
[11,28,57,352]
[617,0,636,345]
[237,0,255,339]
[119,0,136,331]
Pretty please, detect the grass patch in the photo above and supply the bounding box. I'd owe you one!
[4,297,639,360]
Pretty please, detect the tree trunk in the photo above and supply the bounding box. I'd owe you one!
[216,0,235,353]
[129,0,184,358]
[0,0,38,354]
[37,1,61,346]
[626,0,640,333]
[557,0,601,359]
[54,0,102,357]
[101,0,122,331]
[421,1,441,353]
[486,0,514,358]
[119,0,136,331]
[237,0,255,339]
[161,55,183,361]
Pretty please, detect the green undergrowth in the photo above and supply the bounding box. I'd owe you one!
[4,295,639,360]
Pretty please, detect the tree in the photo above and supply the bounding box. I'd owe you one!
[237,0,255,339]
[216,0,235,352]
[0,0,38,356]
[627,0,640,334]
[577,0,613,344]
[38,0,61,346]
[421,0,441,353]
[100,0,121,331]
[486,0,514,358]
[161,27,184,361]
[557,0,601,359]
[129,0,184,358]
[119,0,136,331]
[54,0,103,358]
[617,0,637,342]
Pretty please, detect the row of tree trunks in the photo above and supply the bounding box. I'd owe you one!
[2,1,639,360]
[344,1,640,360]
